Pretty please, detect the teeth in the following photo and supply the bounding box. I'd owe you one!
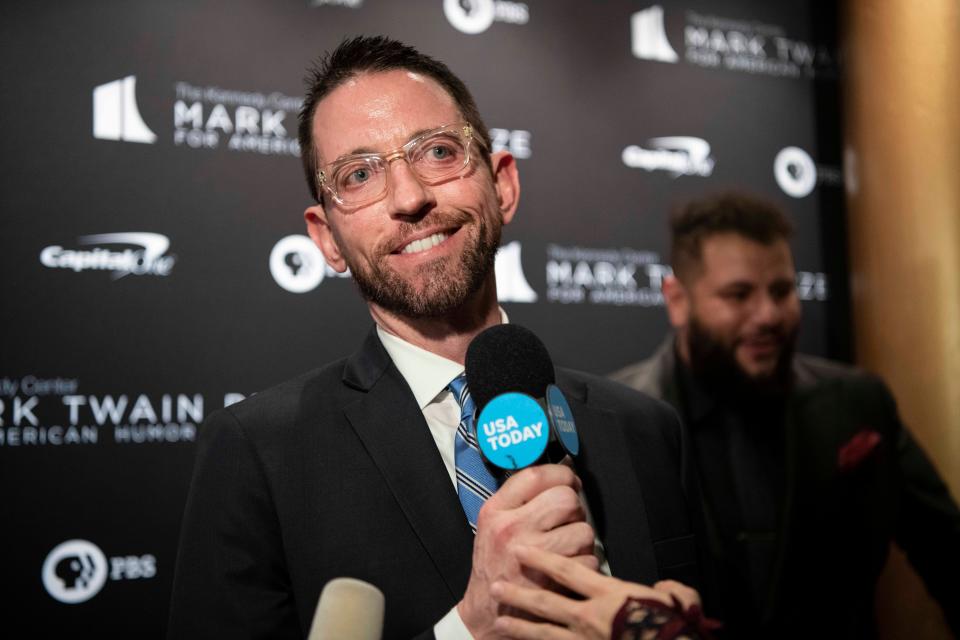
[401,232,448,255]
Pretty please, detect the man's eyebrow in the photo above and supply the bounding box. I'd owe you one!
[717,280,754,290]
[333,127,439,163]
[770,277,796,288]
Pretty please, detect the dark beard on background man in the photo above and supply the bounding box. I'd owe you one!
[347,211,501,318]
[686,315,797,403]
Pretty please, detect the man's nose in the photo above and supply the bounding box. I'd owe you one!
[385,156,435,217]
[754,293,783,326]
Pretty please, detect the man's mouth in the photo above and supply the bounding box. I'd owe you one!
[398,231,451,255]
[740,334,782,354]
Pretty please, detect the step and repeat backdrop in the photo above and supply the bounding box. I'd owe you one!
[1,0,844,636]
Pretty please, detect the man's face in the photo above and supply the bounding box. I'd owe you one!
[671,233,801,384]
[304,70,516,318]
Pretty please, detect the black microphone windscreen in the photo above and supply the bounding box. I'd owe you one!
[465,324,555,412]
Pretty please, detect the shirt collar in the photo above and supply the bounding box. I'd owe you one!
[376,308,509,410]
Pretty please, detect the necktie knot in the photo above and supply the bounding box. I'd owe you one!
[448,373,476,424]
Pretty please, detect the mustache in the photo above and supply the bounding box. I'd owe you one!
[735,326,789,345]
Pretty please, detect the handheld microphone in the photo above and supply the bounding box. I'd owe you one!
[465,324,580,470]
[307,577,385,640]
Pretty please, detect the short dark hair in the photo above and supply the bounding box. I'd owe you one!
[297,35,492,203]
[670,191,794,282]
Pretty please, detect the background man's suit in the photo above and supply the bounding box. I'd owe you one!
[168,329,703,639]
[612,339,960,638]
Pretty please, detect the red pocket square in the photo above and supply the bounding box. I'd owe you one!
[837,428,883,472]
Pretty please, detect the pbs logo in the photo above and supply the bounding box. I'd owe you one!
[269,235,327,293]
[41,539,108,604]
[444,0,496,34]
[41,539,158,604]
[774,146,817,198]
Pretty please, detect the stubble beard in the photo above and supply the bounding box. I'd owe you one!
[344,210,501,319]
[686,314,797,399]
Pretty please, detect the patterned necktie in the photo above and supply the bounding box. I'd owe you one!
[448,373,499,533]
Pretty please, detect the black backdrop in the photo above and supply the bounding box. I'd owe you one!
[1,0,846,636]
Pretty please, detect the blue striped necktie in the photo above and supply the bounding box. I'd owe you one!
[448,373,499,533]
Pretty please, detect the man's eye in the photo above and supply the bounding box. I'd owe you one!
[342,167,371,187]
[723,290,750,301]
[770,283,795,300]
[429,144,454,159]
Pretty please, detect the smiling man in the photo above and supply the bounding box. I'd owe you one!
[611,191,960,638]
[167,37,702,640]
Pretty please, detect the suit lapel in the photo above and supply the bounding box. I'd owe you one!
[766,376,842,618]
[561,377,659,583]
[341,329,475,598]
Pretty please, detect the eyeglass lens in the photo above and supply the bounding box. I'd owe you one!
[330,129,470,205]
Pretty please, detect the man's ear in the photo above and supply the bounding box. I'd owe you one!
[489,150,520,225]
[663,274,690,330]
[304,204,348,273]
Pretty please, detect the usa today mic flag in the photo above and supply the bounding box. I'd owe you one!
[307,577,385,640]
[465,325,579,469]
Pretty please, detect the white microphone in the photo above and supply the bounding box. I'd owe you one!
[307,577,385,640]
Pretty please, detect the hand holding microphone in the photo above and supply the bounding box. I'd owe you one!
[457,325,594,638]
[457,464,596,638]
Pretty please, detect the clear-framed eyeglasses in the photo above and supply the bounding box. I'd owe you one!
[317,122,484,209]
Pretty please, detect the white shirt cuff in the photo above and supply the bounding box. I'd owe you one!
[433,605,474,639]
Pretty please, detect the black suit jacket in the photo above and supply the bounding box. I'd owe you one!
[168,329,702,639]
[611,338,960,638]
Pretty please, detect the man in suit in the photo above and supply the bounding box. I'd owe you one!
[167,36,701,639]
[611,191,960,638]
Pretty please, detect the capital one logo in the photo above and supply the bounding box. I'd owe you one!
[93,75,156,144]
[774,146,817,198]
[495,241,537,303]
[631,5,678,62]
[40,232,176,278]
[622,137,715,177]
[42,539,108,604]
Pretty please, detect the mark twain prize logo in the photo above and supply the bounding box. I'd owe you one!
[630,5,835,78]
[490,128,532,159]
[173,82,301,156]
[622,137,715,177]
[797,271,828,301]
[0,376,248,448]
[543,245,829,306]
[93,76,157,144]
[631,5,678,62]
[39,233,176,279]
[495,241,537,303]
[92,76,301,156]
[42,539,157,605]
[546,245,671,306]
[443,0,529,34]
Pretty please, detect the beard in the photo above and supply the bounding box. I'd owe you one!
[686,315,797,401]
[342,209,501,318]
